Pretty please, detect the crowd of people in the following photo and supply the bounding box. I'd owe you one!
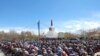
[0,39,100,56]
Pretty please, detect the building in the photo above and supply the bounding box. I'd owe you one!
[45,20,58,38]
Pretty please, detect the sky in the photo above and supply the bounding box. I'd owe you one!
[0,0,100,34]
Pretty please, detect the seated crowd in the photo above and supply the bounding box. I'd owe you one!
[0,39,100,56]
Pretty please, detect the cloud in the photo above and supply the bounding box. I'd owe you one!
[61,12,100,33]
[0,12,100,34]
[63,20,100,33]
[0,20,100,34]
[0,27,34,33]
[0,27,49,35]
[54,12,100,33]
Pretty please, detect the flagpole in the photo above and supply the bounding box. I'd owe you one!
[37,20,40,40]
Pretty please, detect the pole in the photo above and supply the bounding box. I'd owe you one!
[37,20,40,40]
